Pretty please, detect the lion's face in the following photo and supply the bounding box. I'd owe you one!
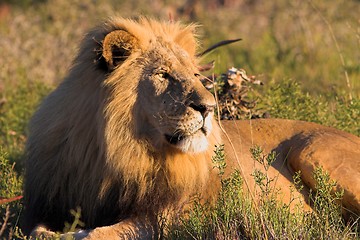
[99,24,216,153]
[136,41,216,153]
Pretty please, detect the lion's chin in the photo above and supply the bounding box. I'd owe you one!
[165,130,209,153]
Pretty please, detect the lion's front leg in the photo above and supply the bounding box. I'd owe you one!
[79,218,156,240]
[31,218,156,240]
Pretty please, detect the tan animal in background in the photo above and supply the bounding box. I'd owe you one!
[23,17,360,239]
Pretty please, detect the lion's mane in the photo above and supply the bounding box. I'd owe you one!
[23,17,221,233]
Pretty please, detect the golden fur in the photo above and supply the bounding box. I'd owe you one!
[24,17,360,239]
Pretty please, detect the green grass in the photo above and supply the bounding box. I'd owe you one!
[0,80,51,167]
[260,79,359,136]
[0,0,359,238]
[0,80,49,238]
[0,150,23,239]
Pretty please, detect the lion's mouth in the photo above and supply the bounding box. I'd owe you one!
[165,133,185,145]
[165,128,207,145]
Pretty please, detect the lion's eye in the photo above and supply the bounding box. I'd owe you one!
[157,72,171,80]
[194,73,201,78]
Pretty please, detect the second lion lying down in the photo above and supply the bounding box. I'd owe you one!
[23,17,360,239]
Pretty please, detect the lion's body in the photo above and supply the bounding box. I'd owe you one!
[24,17,360,238]
[222,120,360,214]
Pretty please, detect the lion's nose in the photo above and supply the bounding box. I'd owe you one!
[189,103,215,118]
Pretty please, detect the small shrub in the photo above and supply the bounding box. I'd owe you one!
[166,145,360,239]
[0,149,23,239]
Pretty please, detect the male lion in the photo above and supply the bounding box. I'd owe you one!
[24,17,360,239]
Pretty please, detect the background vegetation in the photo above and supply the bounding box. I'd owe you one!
[0,0,359,238]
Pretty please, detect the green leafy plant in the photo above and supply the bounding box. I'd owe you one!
[166,145,359,239]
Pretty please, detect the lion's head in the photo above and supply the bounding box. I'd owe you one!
[99,19,217,153]
[24,17,221,233]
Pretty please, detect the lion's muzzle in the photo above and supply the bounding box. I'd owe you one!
[164,101,215,153]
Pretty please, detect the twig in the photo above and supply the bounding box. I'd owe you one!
[197,38,242,57]
[0,205,10,236]
[0,196,23,205]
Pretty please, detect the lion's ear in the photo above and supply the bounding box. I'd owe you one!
[101,30,139,71]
